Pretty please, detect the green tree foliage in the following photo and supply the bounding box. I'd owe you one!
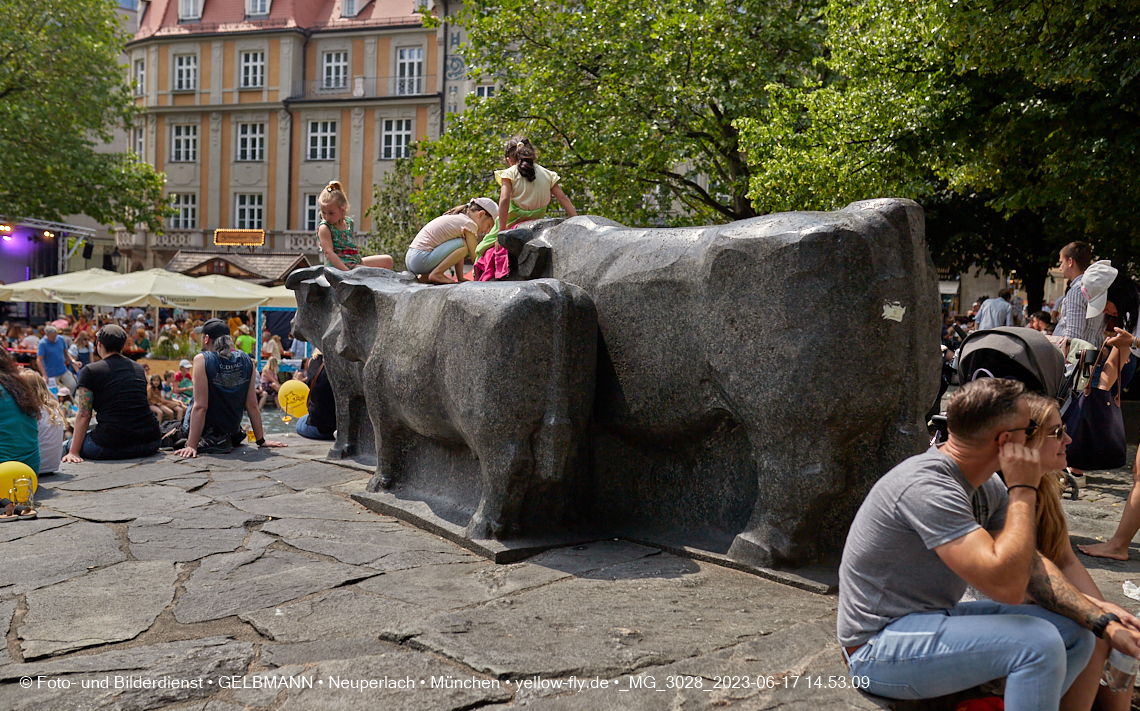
[364,157,421,270]
[738,0,1140,308]
[404,0,824,227]
[0,0,170,231]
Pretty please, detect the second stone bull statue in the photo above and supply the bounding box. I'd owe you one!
[288,269,598,540]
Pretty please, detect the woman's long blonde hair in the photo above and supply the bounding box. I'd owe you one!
[19,369,67,427]
[1024,393,1068,563]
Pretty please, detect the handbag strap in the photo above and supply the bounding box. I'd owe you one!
[1082,345,1111,396]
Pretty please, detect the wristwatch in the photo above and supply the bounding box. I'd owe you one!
[1093,612,1121,639]
[255,437,266,447]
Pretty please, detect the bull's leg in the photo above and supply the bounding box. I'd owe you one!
[727,432,844,568]
[363,387,400,493]
[466,438,533,540]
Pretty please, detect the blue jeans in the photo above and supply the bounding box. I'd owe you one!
[847,601,1094,711]
[295,414,335,440]
[65,436,160,461]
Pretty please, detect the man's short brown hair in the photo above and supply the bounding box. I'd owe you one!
[946,378,1026,442]
[1061,241,1094,271]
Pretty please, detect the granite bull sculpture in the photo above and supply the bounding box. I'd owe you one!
[497,198,939,567]
[287,268,597,540]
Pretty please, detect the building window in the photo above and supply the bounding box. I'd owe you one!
[248,0,269,15]
[236,194,264,229]
[174,55,197,91]
[236,123,265,161]
[304,194,320,231]
[342,0,356,17]
[395,48,424,95]
[170,194,197,229]
[133,126,145,156]
[323,52,348,89]
[134,59,146,95]
[240,51,265,88]
[475,84,495,99]
[307,120,337,160]
[171,124,197,162]
[178,0,200,21]
[381,119,412,160]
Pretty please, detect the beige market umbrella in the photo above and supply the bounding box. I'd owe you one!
[260,284,297,308]
[52,269,269,310]
[194,274,275,305]
[3,268,117,303]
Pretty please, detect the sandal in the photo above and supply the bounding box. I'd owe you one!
[0,499,15,522]
[14,505,37,521]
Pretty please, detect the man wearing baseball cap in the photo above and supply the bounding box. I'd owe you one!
[63,324,161,462]
[404,197,499,284]
[174,318,286,457]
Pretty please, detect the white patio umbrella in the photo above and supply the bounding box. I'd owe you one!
[260,284,297,307]
[3,268,117,303]
[49,269,270,310]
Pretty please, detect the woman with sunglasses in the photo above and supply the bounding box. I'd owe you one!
[1025,393,1133,711]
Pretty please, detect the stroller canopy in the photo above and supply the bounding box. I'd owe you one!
[957,327,1069,403]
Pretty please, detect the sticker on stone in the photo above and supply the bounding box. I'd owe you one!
[882,301,906,322]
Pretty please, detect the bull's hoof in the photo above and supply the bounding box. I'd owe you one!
[365,474,390,493]
[727,530,780,569]
[465,514,504,541]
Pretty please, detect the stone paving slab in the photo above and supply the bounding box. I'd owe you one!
[260,638,391,668]
[197,478,293,503]
[0,521,126,598]
[270,461,368,491]
[239,588,431,644]
[128,505,268,562]
[20,560,177,659]
[260,518,481,571]
[232,487,383,522]
[174,550,376,624]
[0,599,15,666]
[394,553,837,680]
[0,636,256,711]
[229,649,513,711]
[53,461,209,491]
[0,516,73,544]
[45,486,214,523]
[357,540,659,611]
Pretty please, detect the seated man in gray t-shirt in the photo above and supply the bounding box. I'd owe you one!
[839,378,1140,709]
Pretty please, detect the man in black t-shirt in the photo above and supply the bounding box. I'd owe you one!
[295,352,335,440]
[63,325,161,462]
[174,318,287,457]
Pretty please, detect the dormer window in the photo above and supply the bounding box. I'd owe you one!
[342,0,357,18]
[178,0,201,21]
[248,0,269,16]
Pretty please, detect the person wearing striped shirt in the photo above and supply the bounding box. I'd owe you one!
[1054,242,1105,347]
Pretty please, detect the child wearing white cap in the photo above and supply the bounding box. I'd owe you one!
[405,197,499,284]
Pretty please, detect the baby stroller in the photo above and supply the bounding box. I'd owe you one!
[931,326,1081,496]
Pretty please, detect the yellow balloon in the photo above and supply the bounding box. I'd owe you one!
[0,460,37,503]
[278,379,310,418]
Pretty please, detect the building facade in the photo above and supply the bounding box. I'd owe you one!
[120,0,483,271]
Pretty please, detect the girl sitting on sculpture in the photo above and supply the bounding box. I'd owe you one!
[404,197,499,284]
[317,181,394,272]
[473,135,578,262]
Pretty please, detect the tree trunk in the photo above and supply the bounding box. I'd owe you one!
[1020,262,1047,314]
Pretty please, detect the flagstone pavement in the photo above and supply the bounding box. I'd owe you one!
[3,434,1140,710]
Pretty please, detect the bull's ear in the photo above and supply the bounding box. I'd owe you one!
[333,280,374,313]
[301,282,329,305]
[285,265,324,290]
[498,225,536,255]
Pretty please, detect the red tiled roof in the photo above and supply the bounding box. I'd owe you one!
[134,0,422,41]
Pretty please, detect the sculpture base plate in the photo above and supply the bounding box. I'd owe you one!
[351,490,607,564]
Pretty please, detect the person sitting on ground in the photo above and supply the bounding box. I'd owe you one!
[147,374,184,423]
[174,319,286,457]
[839,378,1140,708]
[1017,393,1133,711]
[36,325,79,393]
[295,351,335,441]
[258,356,280,410]
[19,369,65,475]
[235,324,255,357]
[0,347,42,475]
[173,359,194,398]
[62,324,161,462]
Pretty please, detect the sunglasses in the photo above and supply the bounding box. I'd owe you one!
[1003,418,1039,439]
[1039,423,1067,442]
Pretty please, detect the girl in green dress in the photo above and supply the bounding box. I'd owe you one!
[317,181,394,271]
